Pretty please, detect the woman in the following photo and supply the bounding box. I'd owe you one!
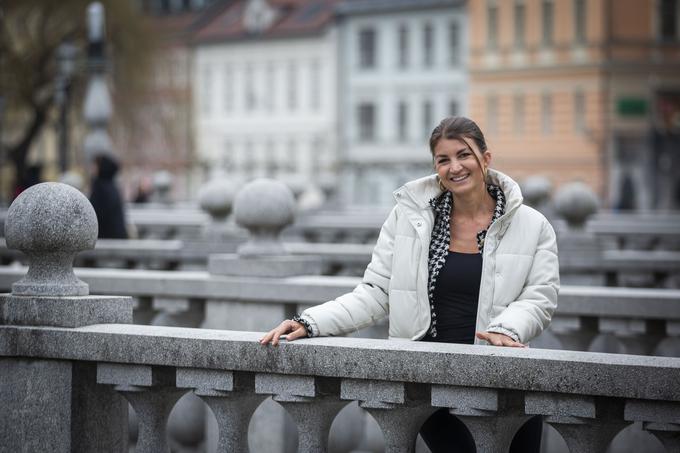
[260,116,559,452]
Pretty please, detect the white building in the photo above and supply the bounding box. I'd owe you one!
[336,0,468,207]
[192,0,339,197]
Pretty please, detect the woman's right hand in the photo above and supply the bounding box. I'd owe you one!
[259,319,308,346]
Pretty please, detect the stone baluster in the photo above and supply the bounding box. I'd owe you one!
[256,373,347,453]
[0,182,132,451]
[598,317,665,355]
[655,321,680,357]
[549,316,599,351]
[98,363,187,453]
[526,392,630,453]
[431,385,529,453]
[176,368,265,453]
[341,378,435,453]
[625,399,680,452]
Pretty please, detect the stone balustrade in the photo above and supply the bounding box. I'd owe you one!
[3,324,680,452]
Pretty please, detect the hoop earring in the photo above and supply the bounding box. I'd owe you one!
[437,176,446,192]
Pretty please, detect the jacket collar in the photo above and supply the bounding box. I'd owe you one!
[393,169,524,217]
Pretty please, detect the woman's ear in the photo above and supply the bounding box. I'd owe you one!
[483,150,492,167]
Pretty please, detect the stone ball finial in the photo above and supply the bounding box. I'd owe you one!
[522,176,552,208]
[198,178,238,222]
[233,178,296,256]
[5,182,97,296]
[152,170,173,203]
[554,181,599,229]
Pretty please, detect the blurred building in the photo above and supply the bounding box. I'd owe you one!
[336,0,467,206]
[468,0,680,210]
[191,0,340,198]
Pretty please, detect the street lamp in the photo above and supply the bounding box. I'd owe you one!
[56,41,77,173]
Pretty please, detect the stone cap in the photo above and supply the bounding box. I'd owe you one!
[554,182,599,229]
[233,179,296,256]
[5,182,97,296]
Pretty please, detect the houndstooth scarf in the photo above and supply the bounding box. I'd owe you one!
[426,184,506,338]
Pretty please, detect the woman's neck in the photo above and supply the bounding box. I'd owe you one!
[451,187,495,219]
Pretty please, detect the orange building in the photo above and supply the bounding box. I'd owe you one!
[468,0,680,209]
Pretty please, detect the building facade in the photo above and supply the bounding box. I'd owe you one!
[468,0,680,209]
[336,0,467,207]
[192,0,340,197]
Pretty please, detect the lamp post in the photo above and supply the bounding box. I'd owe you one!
[56,41,77,173]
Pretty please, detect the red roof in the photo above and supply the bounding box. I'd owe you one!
[191,0,338,44]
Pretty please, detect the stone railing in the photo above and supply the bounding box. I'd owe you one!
[5,323,680,453]
[3,182,680,453]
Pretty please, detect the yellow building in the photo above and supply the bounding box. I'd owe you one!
[468,0,680,209]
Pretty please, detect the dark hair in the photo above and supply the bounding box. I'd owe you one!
[429,116,488,156]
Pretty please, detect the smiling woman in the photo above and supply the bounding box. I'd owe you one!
[260,116,560,453]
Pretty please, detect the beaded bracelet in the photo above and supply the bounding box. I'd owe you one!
[291,315,313,338]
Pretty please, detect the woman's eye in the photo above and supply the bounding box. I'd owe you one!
[459,152,471,158]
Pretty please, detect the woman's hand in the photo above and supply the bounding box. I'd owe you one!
[259,320,308,346]
[476,331,526,348]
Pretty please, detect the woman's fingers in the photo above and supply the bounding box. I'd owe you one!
[475,331,526,348]
[259,320,307,346]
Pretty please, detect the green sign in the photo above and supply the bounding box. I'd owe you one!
[617,98,648,117]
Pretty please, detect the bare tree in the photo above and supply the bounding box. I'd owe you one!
[0,0,156,198]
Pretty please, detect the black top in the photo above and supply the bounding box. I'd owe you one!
[422,251,482,345]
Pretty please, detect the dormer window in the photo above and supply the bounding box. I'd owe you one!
[244,0,278,34]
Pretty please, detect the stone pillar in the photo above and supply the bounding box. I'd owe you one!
[203,179,322,453]
[256,373,347,453]
[553,182,604,286]
[342,379,435,453]
[197,177,239,243]
[177,369,265,453]
[526,392,630,453]
[0,182,133,452]
[431,385,529,453]
[549,316,599,352]
[626,400,680,452]
[98,364,187,453]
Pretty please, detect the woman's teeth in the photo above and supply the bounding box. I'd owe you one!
[450,174,468,182]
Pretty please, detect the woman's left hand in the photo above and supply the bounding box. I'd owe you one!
[476,331,526,348]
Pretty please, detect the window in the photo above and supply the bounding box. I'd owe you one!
[574,0,586,44]
[310,59,321,111]
[398,24,409,68]
[574,90,585,133]
[423,22,434,67]
[359,28,376,68]
[286,139,297,172]
[487,94,498,134]
[358,103,376,142]
[245,64,256,111]
[201,65,212,115]
[224,64,234,112]
[514,0,526,49]
[513,94,524,134]
[423,100,433,138]
[397,101,408,141]
[222,141,233,171]
[487,0,498,50]
[449,100,459,117]
[542,0,554,47]
[287,62,297,111]
[542,92,552,134]
[659,0,678,41]
[449,22,461,65]
[265,62,275,110]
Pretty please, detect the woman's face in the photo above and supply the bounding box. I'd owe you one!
[433,137,491,197]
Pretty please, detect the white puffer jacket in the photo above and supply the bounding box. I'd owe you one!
[302,169,560,344]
